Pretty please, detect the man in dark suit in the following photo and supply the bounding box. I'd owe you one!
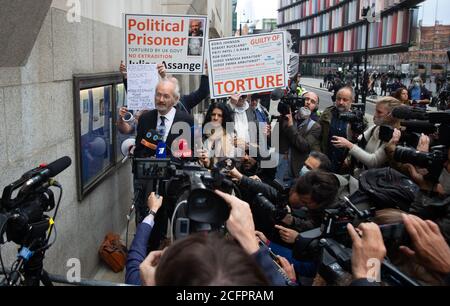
[133,79,194,251]
[134,79,194,158]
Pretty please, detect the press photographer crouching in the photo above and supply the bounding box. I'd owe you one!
[228,169,339,242]
[126,191,290,286]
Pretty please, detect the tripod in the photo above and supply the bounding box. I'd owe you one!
[3,235,53,286]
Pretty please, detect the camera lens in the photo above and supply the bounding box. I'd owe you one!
[394,147,432,168]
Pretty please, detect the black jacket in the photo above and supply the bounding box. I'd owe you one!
[124,75,210,114]
[239,176,323,232]
[134,108,194,158]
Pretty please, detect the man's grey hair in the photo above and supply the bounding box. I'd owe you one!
[162,77,181,103]
[337,86,355,101]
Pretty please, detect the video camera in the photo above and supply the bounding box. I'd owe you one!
[394,145,448,183]
[386,107,450,183]
[271,82,305,117]
[389,106,450,147]
[0,156,71,286]
[133,157,235,240]
[293,196,419,286]
[338,103,367,135]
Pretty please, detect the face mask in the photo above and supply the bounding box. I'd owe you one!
[299,166,310,177]
[439,169,450,195]
[414,82,420,88]
[300,107,311,119]
[373,116,384,126]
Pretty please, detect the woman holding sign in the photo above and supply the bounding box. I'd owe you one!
[198,102,235,168]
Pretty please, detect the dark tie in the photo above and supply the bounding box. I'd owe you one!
[159,116,166,138]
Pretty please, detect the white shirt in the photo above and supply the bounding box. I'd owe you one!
[232,102,250,143]
[157,107,176,142]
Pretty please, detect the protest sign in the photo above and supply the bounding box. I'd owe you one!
[208,32,288,99]
[125,14,207,74]
[126,64,158,110]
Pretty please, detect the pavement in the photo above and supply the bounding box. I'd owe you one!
[91,217,136,285]
[300,77,379,105]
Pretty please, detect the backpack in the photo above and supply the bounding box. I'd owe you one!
[98,233,128,273]
[354,167,420,211]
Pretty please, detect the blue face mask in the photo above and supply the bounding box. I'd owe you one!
[299,166,310,177]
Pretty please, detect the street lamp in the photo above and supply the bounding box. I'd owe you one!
[361,3,378,114]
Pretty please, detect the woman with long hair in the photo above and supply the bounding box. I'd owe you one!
[198,102,235,168]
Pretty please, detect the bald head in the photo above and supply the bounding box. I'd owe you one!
[335,87,354,112]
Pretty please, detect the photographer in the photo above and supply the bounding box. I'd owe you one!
[126,192,163,285]
[279,91,322,180]
[331,97,402,177]
[347,214,450,286]
[404,143,450,244]
[320,87,366,173]
[231,170,339,233]
[131,190,289,286]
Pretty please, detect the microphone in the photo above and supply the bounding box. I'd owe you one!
[271,88,284,101]
[392,106,428,121]
[140,129,163,152]
[20,156,72,194]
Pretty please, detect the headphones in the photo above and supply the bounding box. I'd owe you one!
[302,91,320,112]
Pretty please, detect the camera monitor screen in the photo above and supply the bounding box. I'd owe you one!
[134,158,171,180]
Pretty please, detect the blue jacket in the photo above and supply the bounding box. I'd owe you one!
[125,222,288,286]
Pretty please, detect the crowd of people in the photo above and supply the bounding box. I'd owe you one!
[325,70,449,111]
[117,61,450,286]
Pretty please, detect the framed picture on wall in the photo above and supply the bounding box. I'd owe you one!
[73,73,124,201]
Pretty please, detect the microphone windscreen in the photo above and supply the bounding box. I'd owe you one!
[271,88,284,100]
[391,106,411,119]
[47,156,72,177]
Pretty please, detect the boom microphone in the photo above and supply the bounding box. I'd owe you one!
[20,156,72,194]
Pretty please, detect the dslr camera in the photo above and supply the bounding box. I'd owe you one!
[253,179,291,223]
[293,196,419,286]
